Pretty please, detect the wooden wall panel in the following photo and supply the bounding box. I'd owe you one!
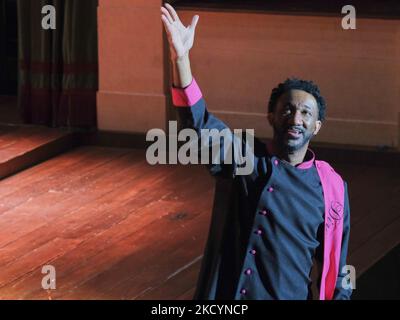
[97,0,167,133]
[177,10,400,148]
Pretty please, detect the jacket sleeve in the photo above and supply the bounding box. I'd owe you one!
[333,182,353,300]
[171,78,253,177]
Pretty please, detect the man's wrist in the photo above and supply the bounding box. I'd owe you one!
[171,53,192,88]
[171,52,190,65]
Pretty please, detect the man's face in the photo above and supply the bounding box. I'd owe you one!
[268,89,322,151]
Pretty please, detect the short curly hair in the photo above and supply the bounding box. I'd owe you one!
[268,78,327,121]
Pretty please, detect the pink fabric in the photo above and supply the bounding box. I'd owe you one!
[296,149,315,169]
[315,160,345,300]
[266,141,315,169]
[171,78,203,107]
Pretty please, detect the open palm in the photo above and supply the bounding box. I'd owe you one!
[161,3,199,60]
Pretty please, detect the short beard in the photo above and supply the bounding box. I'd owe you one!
[274,127,313,152]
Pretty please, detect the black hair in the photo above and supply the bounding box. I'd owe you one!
[268,78,327,121]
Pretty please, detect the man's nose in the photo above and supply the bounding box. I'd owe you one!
[288,110,303,126]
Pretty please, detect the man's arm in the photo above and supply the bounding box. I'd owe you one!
[172,79,235,176]
[333,182,353,300]
[162,4,244,177]
[161,3,197,88]
[172,54,192,89]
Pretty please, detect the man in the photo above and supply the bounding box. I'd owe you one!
[161,3,352,300]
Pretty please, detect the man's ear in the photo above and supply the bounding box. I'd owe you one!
[313,120,322,135]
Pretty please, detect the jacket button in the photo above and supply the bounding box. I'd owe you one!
[259,209,268,215]
[240,288,247,295]
[268,187,274,193]
[255,229,263,235]
[250,249,257,255]
[274,159,279,166]
[245,268,252,275]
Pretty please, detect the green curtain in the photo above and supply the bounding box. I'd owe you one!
[17,0,98,129]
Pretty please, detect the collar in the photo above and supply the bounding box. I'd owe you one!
[266,141,315,170]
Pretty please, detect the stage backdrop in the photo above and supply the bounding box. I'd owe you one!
[17,0,98,128]
[96,1,399,149]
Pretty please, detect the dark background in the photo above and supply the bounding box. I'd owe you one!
[0,0,18,96]
[172,0,400,19]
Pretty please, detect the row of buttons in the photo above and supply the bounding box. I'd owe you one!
[268,160,277,192]
[240,265,254,295]
[241,208,271,296]
[240,160,278,297]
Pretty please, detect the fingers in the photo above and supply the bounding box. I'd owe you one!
[161,7,174,24]
[161,15,173,36]
[164,3,180,22]
[161,15,173,34]
[189,15,199,31]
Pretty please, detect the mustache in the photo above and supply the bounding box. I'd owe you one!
[285,126,305,134]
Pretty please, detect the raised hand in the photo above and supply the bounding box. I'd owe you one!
[161,3,199,61]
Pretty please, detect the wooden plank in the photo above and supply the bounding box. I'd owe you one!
[0,126,82,180]
[0,151,149,268]
[10,174,212,299]
[175,288,196,300]
[1,151,214,298]
[0,150,142,250]
[56,206,212,300]
[0,146,122,193]
[136,257,203,300]
[0,147,130,216]
[0,162,175,296]
[0,126,64,155]
[46,171,213,299]
[79,196,212,299]
[0,156,175,270]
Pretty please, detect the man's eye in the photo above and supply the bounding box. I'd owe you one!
[302,110,311,116]
[282,109,291,115]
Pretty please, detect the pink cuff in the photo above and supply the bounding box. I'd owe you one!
[171,78,203,107]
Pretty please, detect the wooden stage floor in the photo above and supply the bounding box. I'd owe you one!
[0,144,399,299]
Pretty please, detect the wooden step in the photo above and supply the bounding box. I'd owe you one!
[0,124,81,180]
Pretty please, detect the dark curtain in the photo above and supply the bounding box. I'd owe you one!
[0,0,18,95]
[0,1,6,94]
[17,0,98,129]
